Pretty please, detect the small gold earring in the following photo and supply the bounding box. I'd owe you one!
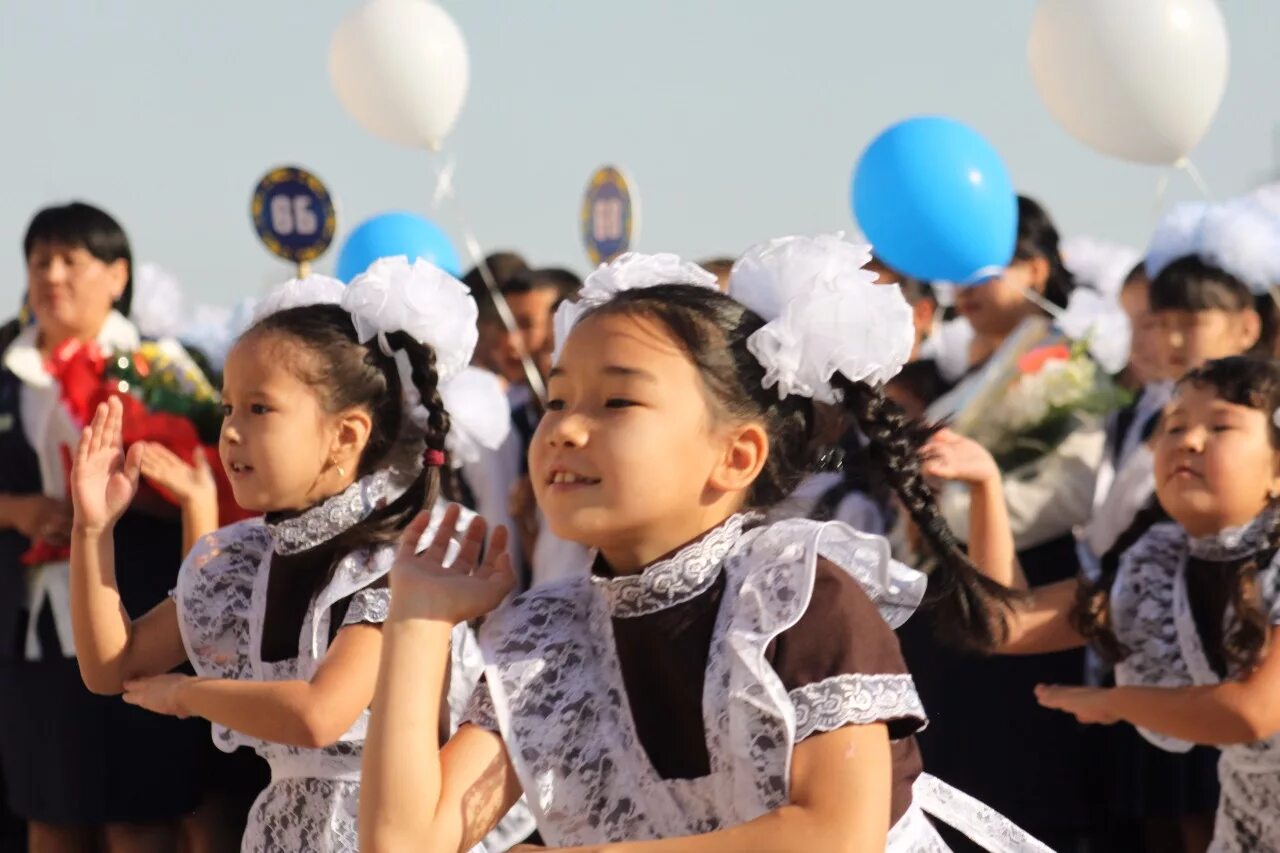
[333,459,347,478]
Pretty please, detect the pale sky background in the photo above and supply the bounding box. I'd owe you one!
[2,1,1279,308]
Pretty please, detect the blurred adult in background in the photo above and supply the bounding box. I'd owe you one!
[0,203,211,852]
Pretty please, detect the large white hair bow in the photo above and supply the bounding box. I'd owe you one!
[251,258,507,465]
[728,233,915,403]
[1145,197,1280,295]
[551,252,718,362]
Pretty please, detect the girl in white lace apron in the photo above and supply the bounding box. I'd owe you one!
[67,261,524,853]
[928,355,1280,852]
[361,239,1052,851]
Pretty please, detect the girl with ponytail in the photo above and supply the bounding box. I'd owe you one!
[65,260,521,852]
[361,241,1049,851]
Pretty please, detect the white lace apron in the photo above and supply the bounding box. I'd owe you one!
[175,473,528,852]
[1112,513,1280,853]
[475,515,1050,851]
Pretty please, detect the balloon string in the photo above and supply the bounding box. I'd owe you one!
[429,151,547,410]
[1154,170,1171,217]
[1179,158,1211,199]
[1022,288,1067,321]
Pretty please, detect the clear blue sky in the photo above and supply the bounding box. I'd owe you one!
[3,1,1278,307]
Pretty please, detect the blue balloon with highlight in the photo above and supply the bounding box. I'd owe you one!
[335,212,461,282]
[852,117,1016,285]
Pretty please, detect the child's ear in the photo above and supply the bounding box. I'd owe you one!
[708,422,768,496]
[1270,450,1280,500]
[1025,256,1051,294]
[332,408,373,471]
[1239,309,1262,351]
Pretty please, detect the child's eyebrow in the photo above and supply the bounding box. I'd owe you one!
[546,365,657,382]
[601,365,656,382]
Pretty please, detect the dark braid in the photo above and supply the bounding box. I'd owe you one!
[834,375,1017,648]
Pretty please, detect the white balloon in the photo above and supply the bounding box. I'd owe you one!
[1028,0,1229,165]
[329,0,469,151]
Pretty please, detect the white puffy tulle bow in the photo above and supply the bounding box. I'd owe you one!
[439,367,510,466]
[342,256,478,382]
[1145,197,1280,296]
[252,274,347,323]
[729,234,915,403]
[552,252,718,362]
[251,260,504,463]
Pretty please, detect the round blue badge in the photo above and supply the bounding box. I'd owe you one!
[250,166,337,263]
[580,166,638,265]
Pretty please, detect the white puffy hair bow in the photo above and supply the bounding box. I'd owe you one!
[551,252,719,362]
[251,258,508,466]
[1145,196,1280,296]
[728,233,914,404]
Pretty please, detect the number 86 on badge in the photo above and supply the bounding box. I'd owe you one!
[251,166,338,277]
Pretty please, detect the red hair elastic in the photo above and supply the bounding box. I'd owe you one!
[423,449,447,468]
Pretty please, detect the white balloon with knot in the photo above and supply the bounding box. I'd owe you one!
[329,0,469,151]
[1028,0,1229,167]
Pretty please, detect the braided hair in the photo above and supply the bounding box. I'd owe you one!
[587,285,1016,648]
[243,304,453,593]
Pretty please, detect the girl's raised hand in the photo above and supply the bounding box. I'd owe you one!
[71,397,144,534]
[923,429,1001,487]
[1034,684,1120,725]
[139,442,216,509]
[389,504,516,624]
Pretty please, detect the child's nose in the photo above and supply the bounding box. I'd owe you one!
[546,414,587,448]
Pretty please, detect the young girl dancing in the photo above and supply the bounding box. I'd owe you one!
[68,261,512,852]
[361,240,1052,851]
[930,355,1280,852]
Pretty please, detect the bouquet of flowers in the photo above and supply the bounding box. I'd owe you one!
[21,337,250,568]
[932,317,1129,473]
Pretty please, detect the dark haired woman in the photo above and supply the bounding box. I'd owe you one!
[0,202,220,852]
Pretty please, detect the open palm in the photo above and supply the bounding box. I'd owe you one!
[390,504,515,624]
[71,397,144,532]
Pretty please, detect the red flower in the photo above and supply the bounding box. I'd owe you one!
[46,342,256,532]
[1017,344,1072,376]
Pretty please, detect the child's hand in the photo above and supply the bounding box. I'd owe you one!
[923,429,1001,487]
[389,504,515,624]
[71,398,144,534]
[9,495,73,545]
[122,673,195,718]
[1034,684,1120,725]
[139,443,217,509]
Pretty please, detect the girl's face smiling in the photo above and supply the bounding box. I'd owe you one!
[530,310,763,573]
[1153,383,1280,536]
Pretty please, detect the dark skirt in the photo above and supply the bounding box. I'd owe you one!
[1103,720,1220,819]
[0,610,208,825]
[898,534,1103,843]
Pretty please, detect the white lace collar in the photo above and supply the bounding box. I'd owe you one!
[590,513,752,618]
[1187,506,1280,562]
[264,469,409,555]
[2,310,140,389]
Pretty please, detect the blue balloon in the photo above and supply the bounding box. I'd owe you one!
[335,211,461,282]
[852,117,1016,285]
